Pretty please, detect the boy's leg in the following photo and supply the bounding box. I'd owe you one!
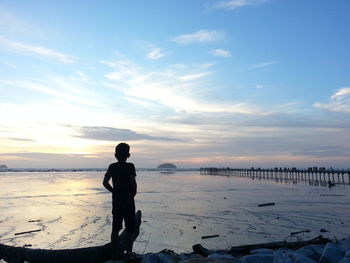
[111,209,123,259]
[124,204,136,255]
[125,233,134,255]
[112,213,123,242]
[111,230,119,244]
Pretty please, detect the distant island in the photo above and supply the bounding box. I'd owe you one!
[157,163,177,169]
[0,164,8,169]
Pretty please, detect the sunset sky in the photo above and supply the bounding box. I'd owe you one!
[1,0,350,168]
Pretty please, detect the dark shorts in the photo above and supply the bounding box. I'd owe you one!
[112,199,135,234]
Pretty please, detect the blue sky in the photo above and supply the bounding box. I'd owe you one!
[0,0,349,168]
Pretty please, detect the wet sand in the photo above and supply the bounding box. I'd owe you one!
[0,170,349,253]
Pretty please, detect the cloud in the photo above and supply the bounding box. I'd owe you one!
[314,87,350,114]
[76,126,183,142]
[147,48,165,60]
[331,87,350,100]
[172,30,225,44]
[292,146,350,158]
[253,60,278,68]
[201,63,216,69]
[1,77,101,107]
[102,59,260,114]
[177,72,211,81]
[10,137,36,142]
[211,49,232,58]
[212,0,269,10]
[0,36,73,63]
[0,152,107,169]
[0,8,45,38]
[146,123,350,165]
[70,71,89,83]
[164,109,350,131]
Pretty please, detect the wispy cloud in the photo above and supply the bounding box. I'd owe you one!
[0,36,73,63]
[292,146,350,158]
[10,137,36,142]
[172,30,225,44]
[0,102,128,137]
[0,8,44,38]
[1,77,100,107]
[147,48,165,60]
[0,152,106,168]
[211,49,232,58]
[164,108,350,129]
[178,72,211,82]
[212,0,269,10]
[76,126,183,142]
[314,87,350,114]
[331,87,350,100]
[70,71,89,83]
[253,60,278,68]
[102,59,260,114]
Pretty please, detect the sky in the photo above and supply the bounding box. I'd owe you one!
[0,0,350,169]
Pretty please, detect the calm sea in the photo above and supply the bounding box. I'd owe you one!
[0,170,349,253]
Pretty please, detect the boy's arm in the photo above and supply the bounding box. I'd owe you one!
[131,176,137,197]
[103,166,113,193]
[131,164,137,197]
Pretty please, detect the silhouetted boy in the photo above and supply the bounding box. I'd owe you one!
[103,143,137,258]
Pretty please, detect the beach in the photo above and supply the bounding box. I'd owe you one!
[0,170,349,254]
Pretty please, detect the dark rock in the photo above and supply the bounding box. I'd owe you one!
[296,244,324,261]
[339,237,350,253]
[157,163,177,169]
[241,254,273,263]
[274,251,317,263]
[320,242,344,263]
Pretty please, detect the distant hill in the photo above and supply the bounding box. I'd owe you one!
[157,163,177,169]
[0,164,8,169]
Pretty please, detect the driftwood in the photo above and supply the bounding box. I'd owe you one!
[227,235,329,255]
[290,230,310,235]
[201,235,220,239]
[0,210,142,263]
[15,229,42,236]
[258,202,275,207]
[193,235,330,257]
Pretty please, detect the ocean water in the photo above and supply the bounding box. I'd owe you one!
[0,170,349,253]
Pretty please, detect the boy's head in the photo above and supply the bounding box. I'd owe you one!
[115,143,130,161]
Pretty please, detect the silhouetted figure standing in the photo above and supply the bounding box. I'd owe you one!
[103,143,137,259]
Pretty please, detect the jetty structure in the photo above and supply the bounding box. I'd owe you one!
[200,167,350,185]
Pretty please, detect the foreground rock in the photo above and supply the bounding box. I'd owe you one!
[90,236,350,263]
[1,235,349,263]
[131,236,349,263]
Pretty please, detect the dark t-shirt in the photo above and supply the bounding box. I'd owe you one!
[104,162,137,205]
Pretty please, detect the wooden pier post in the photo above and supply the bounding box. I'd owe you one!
[200,167,349,185]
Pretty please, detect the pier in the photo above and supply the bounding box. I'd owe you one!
[200,167,350,186]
